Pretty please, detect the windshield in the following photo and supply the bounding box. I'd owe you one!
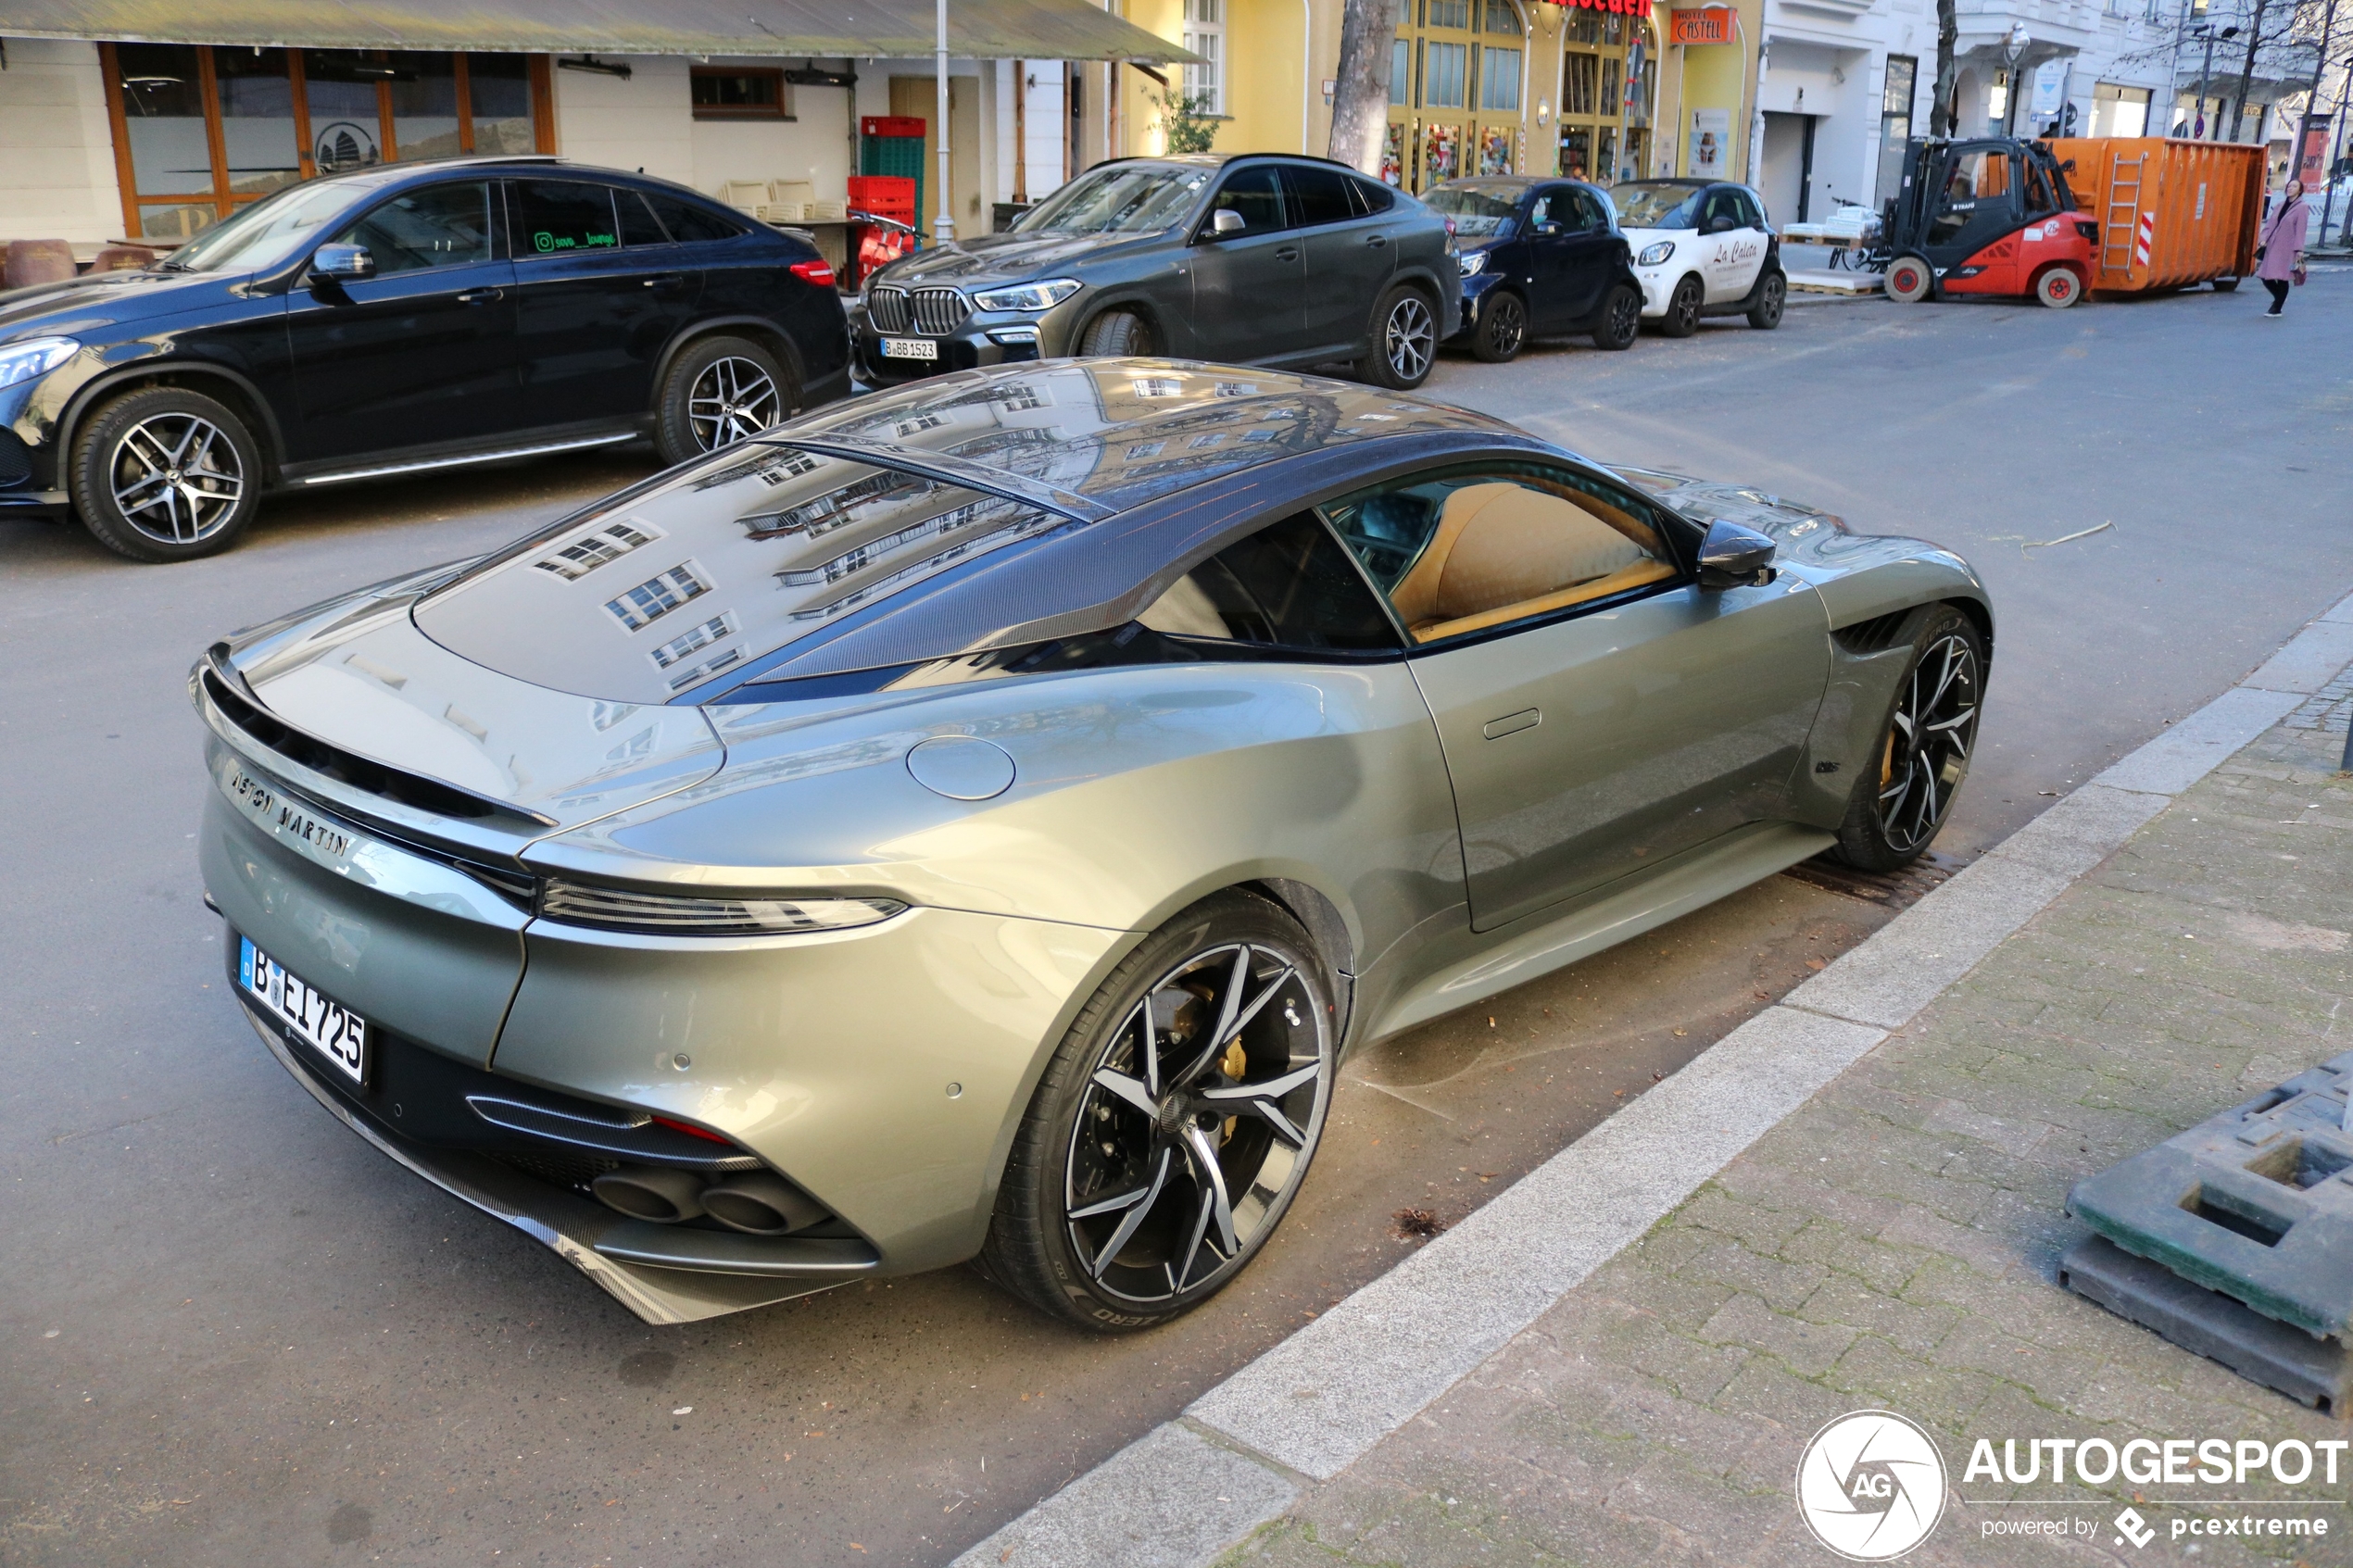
[1609,182,1704,231]
[166,180,373,272]
[1013,163,1212,234]
[1422,184,1522,238]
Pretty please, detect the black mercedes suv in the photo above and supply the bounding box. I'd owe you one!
[0,155,849,562]
[852,153,1460,392]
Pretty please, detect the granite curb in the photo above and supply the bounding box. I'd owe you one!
[951,589,2353,1568]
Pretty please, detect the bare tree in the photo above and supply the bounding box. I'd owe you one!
[2228,0,2278,139]
[1931,0,1960,135]
[1328,0,1400,173]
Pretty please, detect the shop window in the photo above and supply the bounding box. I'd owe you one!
[102,44,551,242]
[691,67,791,120]
[1426,42,1468,107]
[1877,55,1917,204]
[1427,0,1472,30]
[1566,53,1599,117]
[1480,47,1521,111]
[1484,1,1522,35]
[1182,0,1226,117]
[1391,37,1413,106]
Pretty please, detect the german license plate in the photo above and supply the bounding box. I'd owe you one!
[880,336,938,361]
[240,936,367,1085]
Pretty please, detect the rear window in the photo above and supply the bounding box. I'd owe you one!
[646,192,745,244]
[413,445,1068,702]
[511,179,618,256]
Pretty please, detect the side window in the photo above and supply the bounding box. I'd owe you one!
[1736,189,1768,229]
[332,182,493,274]
[1205,166,1289,237]
[511,179,619,257]
[1348,175,1397,216]
[1282,164,1357,228]
[1320,465,1678,643]
[645,193,745,244]
[617,189,670,246]
[1137,511,1399,652]
[1564,188,1608,232]
[1702,190,1743,232]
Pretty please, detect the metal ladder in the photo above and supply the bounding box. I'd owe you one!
[2102,153,2146,278]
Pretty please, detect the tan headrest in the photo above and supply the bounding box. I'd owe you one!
[1390,483,1647,627]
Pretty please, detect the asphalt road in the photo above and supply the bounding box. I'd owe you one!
[5,273,2348,1567]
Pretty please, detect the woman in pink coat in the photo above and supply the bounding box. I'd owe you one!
[2258,181,2309,319]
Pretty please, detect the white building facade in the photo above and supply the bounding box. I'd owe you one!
[1752,0,2311,228]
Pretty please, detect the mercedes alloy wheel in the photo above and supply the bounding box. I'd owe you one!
[70,385,262,562]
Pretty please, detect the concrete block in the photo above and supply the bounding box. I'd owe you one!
[1783,855,2073,1029]
[2090,686,2302,796]
[2244,618,2353,694]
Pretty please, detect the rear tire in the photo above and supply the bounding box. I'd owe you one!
[1591,283,1642,351]
[977,891,1336,1331]
[1361,284,1438,388]
[1884,255,1932,303]
[1746,269,1787,329]
[1470,291,1527,362]
[1656,274,1704,337]
[654,335,792,466]
[1831,605,1985,872]
[2033,266,2082,308]
[1078,309,1154,357]
[70,385,261,563]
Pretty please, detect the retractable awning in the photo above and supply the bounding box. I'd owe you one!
[0,0,1196,64]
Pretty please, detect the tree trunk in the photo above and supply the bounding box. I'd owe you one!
[1328,0,1400,173]
[1930,0,1960,136]
[2227,0,2271,142]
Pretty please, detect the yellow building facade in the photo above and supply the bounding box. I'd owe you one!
[1098,0,1761,191]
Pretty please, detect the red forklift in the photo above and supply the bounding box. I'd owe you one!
[1877,137,2102,307]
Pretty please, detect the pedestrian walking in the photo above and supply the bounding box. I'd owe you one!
[2256,182,2309,319]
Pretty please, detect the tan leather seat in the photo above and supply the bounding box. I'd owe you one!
[1389,482,1676,642]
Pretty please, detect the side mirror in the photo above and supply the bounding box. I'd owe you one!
[309,244,375,281]
[1697,518,1778,589]
[1210,208,1246,236]
[1705,215,1737,234]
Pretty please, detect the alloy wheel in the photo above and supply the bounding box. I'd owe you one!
[1668,277,1703,334]
[1877,632,1981,854]
[107,413,245,546]
[686,355,782,451]
[1384,295,1435,382]
[1604,287,1642,345]
[1062,941,1331,1306]
[1483,295,1526,358]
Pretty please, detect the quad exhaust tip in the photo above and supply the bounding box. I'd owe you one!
[591,1165,827,1235]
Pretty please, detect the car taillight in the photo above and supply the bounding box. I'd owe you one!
[789,257,836,287]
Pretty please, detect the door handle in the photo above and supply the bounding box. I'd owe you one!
[1275,247,1300,262]
[643,272,686,290]
[1365,233,1389,247]
[453,288,504,304]
[1482,709,1541,740]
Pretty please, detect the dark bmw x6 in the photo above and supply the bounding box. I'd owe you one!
[853,153,1460,392]
[0,155,849,561]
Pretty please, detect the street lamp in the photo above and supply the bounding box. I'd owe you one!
[2188,23,2239,138]
[2001,23,2032,135]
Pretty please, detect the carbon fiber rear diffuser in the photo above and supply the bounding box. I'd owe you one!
[2064,1052,2353,1411]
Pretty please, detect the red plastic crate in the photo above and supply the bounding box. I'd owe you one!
[848,175,917,222]
[861,116,925,140]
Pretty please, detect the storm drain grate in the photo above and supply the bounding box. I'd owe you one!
[2064,1050,2353,1411]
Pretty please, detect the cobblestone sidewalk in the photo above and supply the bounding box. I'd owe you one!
[1228,712,2353,1563]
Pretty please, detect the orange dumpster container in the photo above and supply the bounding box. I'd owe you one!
[2048,137,2263,293]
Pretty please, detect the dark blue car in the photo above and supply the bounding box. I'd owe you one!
[1425,175,1643,363]
[0,155,849,561]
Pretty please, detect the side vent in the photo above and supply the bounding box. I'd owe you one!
[1831,610,1914,656]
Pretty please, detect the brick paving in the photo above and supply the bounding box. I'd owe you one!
[1226,715,2353,1566]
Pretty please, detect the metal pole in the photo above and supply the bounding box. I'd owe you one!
[2200,31,2217,137]
[2326,56,2352,243]
[936,0,954,242]
[2163,0,2194,135]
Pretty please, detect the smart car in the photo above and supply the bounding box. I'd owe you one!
[1609,178,1787,336]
